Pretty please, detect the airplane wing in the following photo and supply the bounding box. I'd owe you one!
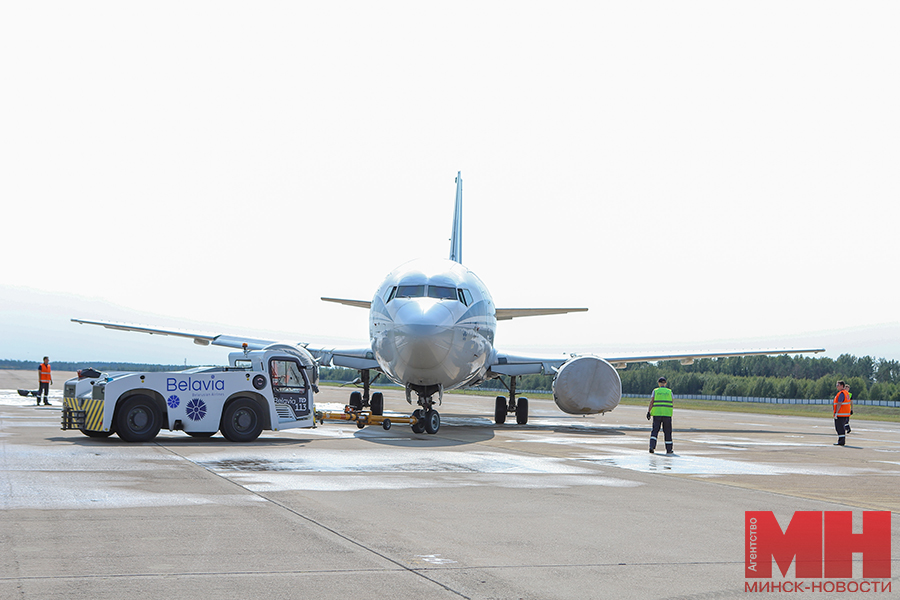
[321,299,588,321]
[70,318,380,370]
[601,348,826,369]
[495,308,588,320]
[488,347,826,376]
[488,352,569,376]
[71,318,275,349]
[321,297,371,309]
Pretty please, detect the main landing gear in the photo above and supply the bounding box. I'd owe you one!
[494,375,528,425]
[347,369,384,416]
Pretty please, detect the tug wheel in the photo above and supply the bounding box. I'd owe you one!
[221,398,263,442]
[116,395,162,443]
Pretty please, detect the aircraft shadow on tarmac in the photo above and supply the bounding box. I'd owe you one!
[355,414,635,447]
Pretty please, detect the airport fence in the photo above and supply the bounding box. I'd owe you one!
[623,393,900,408]
[320,381,900,408]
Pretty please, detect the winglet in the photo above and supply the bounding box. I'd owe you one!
[449,171,463,263]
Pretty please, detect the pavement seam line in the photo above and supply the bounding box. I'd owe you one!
[157,443,473,600]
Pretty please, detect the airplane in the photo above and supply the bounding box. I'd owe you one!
[74,172,825,434]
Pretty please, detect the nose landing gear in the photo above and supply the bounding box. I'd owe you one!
[412,408,440,434]
[406,384,442,434]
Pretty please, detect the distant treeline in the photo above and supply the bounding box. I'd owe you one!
[322,354,900,402]
[9,353,899,402]
[0,359,191,372]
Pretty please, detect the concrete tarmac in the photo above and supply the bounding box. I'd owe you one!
[1,385,898,599]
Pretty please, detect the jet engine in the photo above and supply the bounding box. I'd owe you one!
[552,355,621,414]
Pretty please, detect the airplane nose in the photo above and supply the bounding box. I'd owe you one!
[393,300,456,369]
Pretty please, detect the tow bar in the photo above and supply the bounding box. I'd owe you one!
[315,406,420,431]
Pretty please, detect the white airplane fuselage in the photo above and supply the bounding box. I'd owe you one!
[369,258,497,394]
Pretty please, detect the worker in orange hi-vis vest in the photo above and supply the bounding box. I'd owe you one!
[843,384,852,434]
[832,380,851,446]
[37,356,52,406]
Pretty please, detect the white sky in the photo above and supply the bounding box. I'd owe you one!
[2,2,899,365]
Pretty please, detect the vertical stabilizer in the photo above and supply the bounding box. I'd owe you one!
[449,171,463,263]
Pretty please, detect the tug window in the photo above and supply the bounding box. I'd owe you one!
[427,286,457,300]
[269,360,307,394]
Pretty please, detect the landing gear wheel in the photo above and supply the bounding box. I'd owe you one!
[382,418,392,431]
[115,395,162,443]
[516,397,529,425]
[411,409,426,434]
[221,398,263,442]
[186,431,215,438]
[349,391,363,411]
[370,392,384,416]
[494,396,507,424]
[424,409,440,434]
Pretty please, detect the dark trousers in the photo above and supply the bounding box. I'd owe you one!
[834,417,849,445]
[650,415,673,452]
[38,382,50,404]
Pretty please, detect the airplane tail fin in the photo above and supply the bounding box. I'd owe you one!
[449,171,463,263]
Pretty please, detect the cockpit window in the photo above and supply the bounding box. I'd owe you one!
[427,286,457,300]
[395,285,426,298]
[384,286,397,302]
[387,284,464,303]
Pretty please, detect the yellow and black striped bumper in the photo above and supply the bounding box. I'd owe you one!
[61,397,105,432]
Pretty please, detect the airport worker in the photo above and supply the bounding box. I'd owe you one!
[833,380,851,446]
[844,384,852,434]
[647,376,674,454]
[37,356,52,406]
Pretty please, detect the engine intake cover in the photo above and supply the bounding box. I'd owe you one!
[552,355,621,414]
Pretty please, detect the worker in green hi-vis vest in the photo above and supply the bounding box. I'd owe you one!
[646,376,674,455]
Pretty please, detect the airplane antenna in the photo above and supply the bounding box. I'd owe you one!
[449,171,463,263]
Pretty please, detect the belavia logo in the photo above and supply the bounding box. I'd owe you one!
[745,511,891,579]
